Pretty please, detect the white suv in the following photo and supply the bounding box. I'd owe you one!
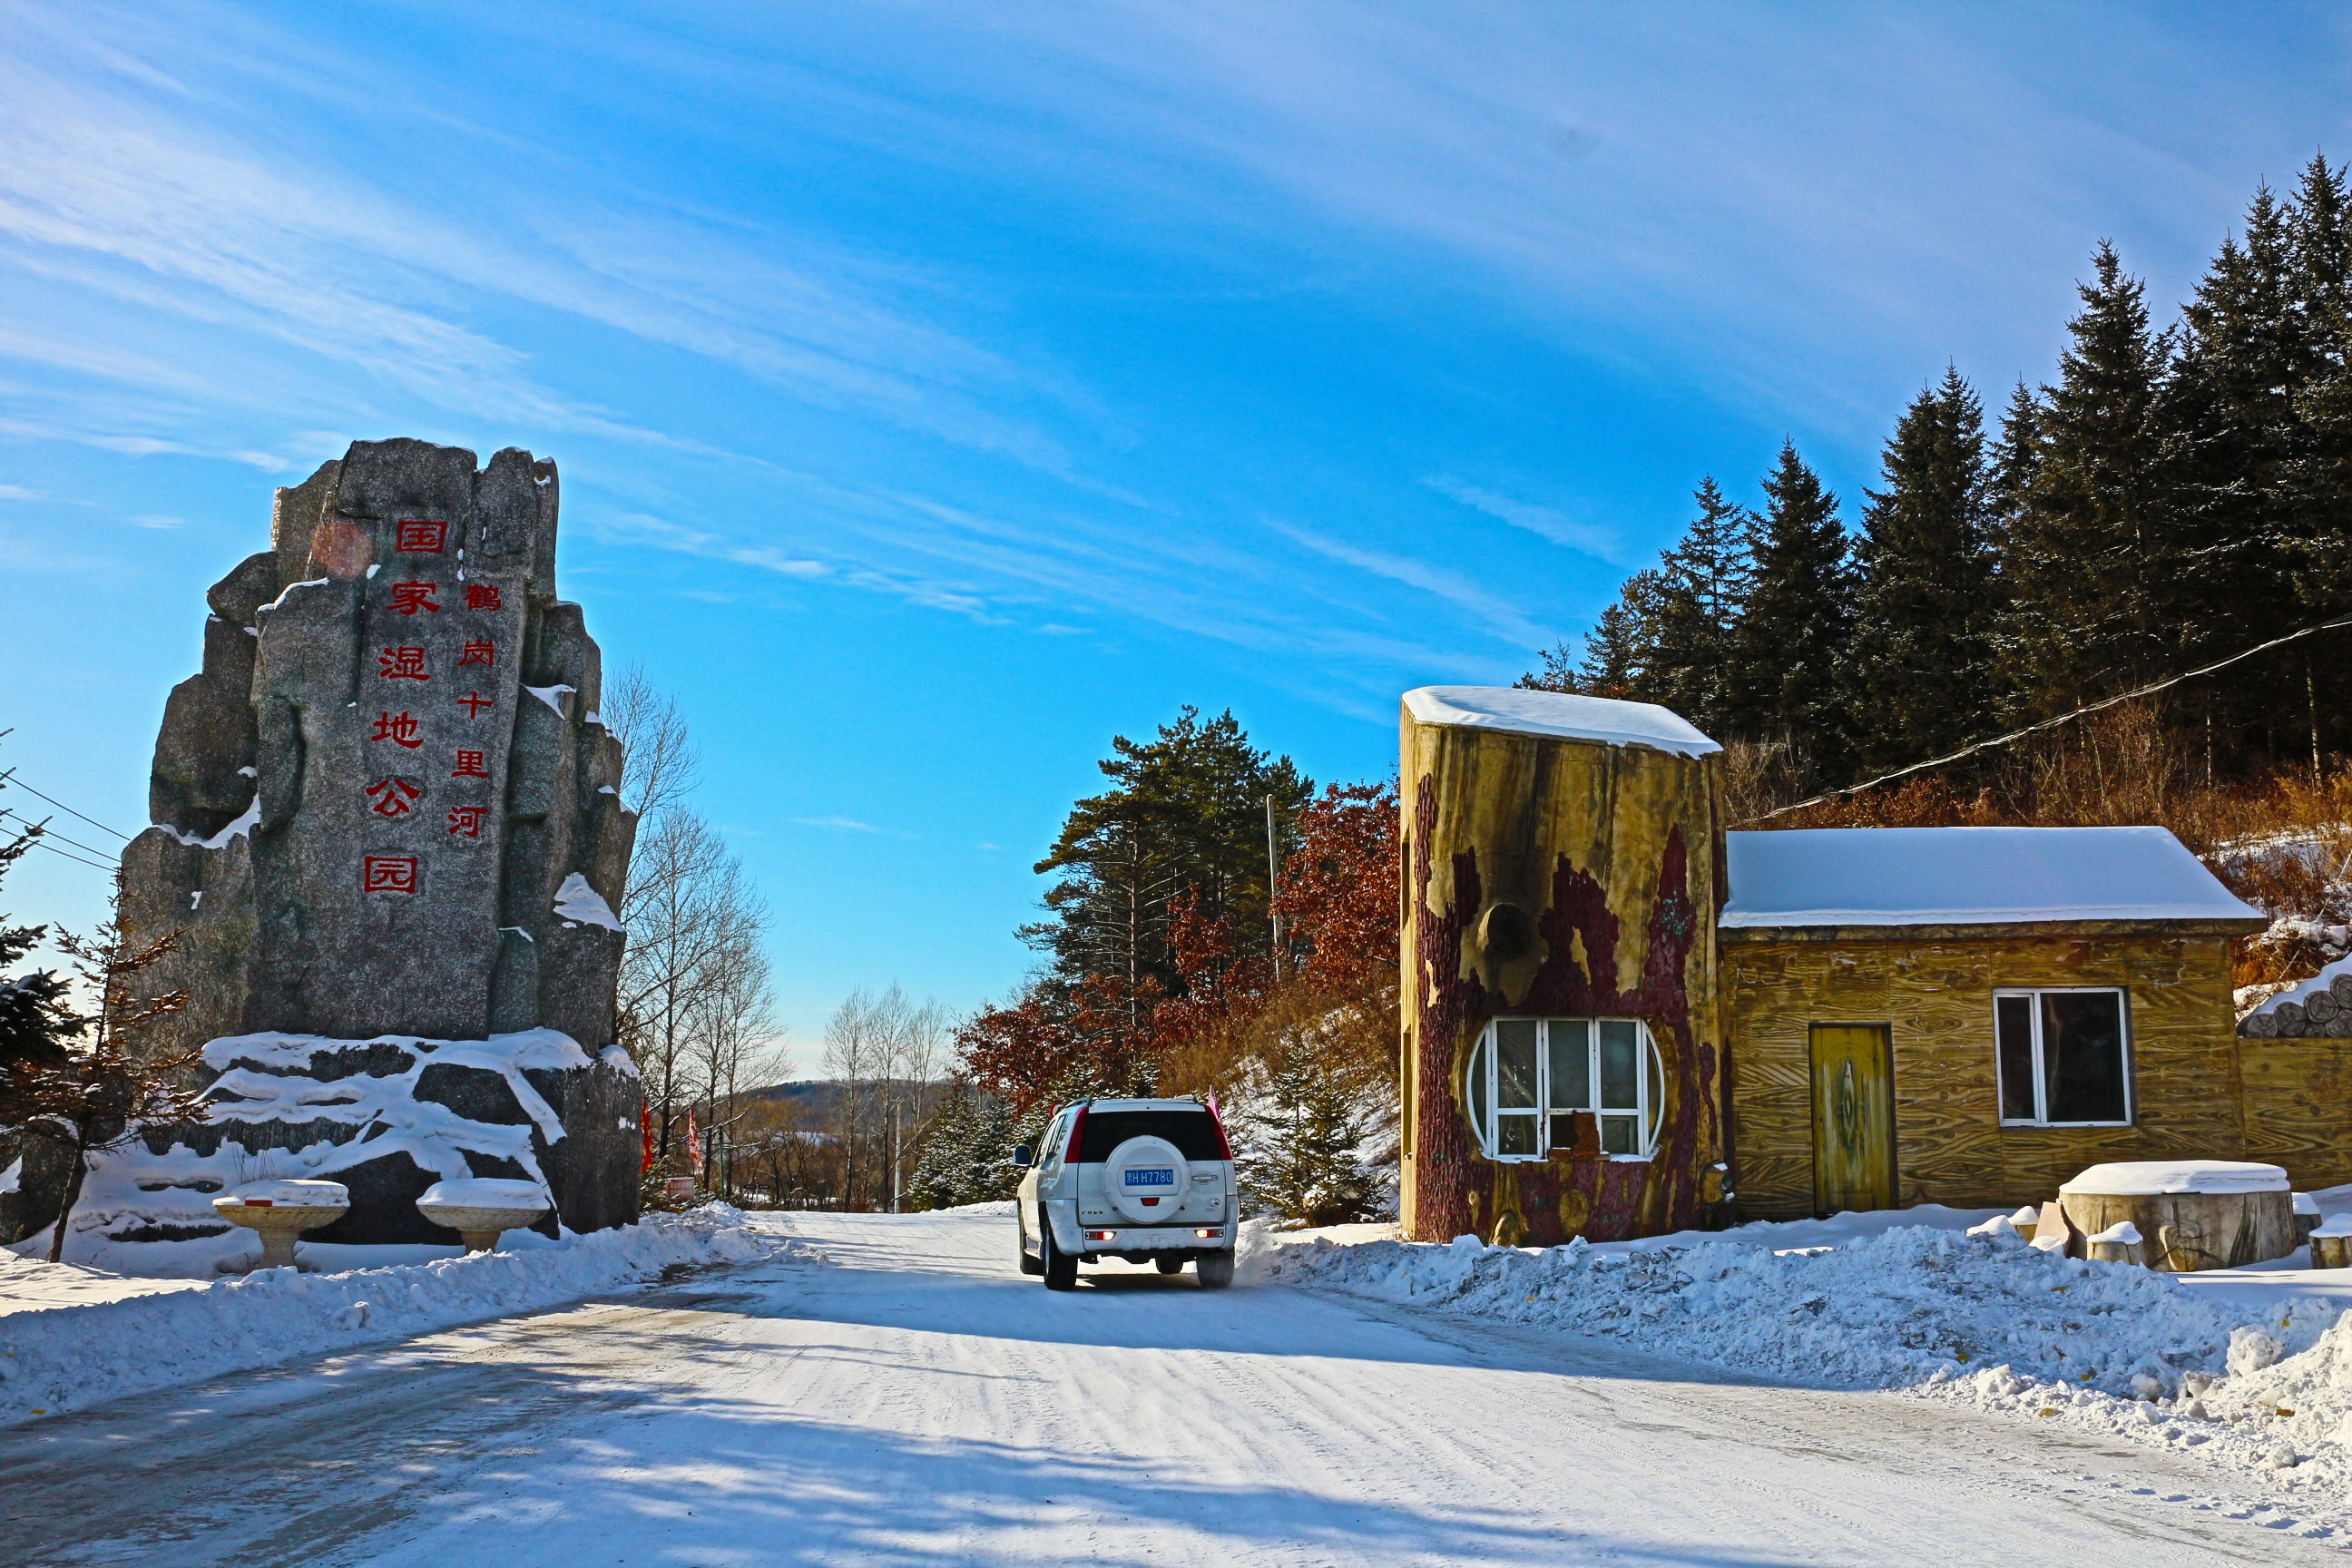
[1014,1097,1237,1289]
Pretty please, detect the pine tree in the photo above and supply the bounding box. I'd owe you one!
[906,1084,1024,1210]
[1729,442,1853,774]
[2167,184,2301,763]
[1574,582,1653,701]
[1027,708,1310,1012]
[1642,479,1751,734]
[1845,370,2003,771]
[0,828,80,1102]
[1234,1037,1384,1227]
[2277,156,2352,610]
[2004,242,2180,716]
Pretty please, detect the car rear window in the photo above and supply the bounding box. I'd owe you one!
[1073,1109,1226,1162]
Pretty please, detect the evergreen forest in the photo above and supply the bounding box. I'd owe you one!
[1538,155,2352,795]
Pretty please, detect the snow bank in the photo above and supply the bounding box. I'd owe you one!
[0,1204,792,1426]
[1251,1218,2352,1494]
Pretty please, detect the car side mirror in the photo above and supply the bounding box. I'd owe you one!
[1011,1145,1034,1166]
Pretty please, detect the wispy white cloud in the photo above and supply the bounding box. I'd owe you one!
[792,815,918,839]
[1426,477,1628,564]
[1274,521,1552,649]
[815,2,2298,434]
[0,484,43,501]
[128,513,181,529]
[0,3,1084,466]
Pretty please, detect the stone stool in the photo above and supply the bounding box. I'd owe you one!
[211,1180,350,1271]
[416,1179,551,1252]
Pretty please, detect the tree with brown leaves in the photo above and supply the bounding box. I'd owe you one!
[11,870,211,1263]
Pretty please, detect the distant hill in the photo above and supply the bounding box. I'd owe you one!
[742,1080,949,1120]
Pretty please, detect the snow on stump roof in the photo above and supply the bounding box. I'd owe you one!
[1401,686,1720,757]
[1720,826,2262,931]
[2059,1161,2289,1196]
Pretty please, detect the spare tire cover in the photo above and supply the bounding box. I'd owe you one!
[1103,1135,1190,1224]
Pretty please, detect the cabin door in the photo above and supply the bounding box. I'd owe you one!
[1809,1024,1896,1216]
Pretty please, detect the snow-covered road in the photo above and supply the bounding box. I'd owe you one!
[0,1207,2338,1565]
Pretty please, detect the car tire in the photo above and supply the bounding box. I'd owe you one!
[1018,1217,1044,1276]
[1197,1250,1234,1289]
[1155,1255,1186,1275]
[1041,1211,1077,1291]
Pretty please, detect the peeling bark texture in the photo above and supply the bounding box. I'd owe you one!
[114,440,642,1241]
[1399,710,1728,1245]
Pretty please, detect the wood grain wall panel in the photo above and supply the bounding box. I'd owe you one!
[2240,1037,2352,1189]
[1723,929,2267,1219]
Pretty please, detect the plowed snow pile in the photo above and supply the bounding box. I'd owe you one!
[1256,1223,2352,1493]
[0,1203,792,1426]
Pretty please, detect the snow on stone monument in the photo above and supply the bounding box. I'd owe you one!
[83,439,642,1266]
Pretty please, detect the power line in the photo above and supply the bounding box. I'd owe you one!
[1736,611,2352,826]
[0,807,119,864]
[0,768,131,841]
[20,835,114,874]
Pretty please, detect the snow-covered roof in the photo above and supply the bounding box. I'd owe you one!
[1721,826,2262,930]
[1401,686,1720,757]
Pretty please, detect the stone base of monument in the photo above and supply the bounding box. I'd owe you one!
[4,1028,642,1274]
[211,1180,350,1271]
[416,1178,551,1251]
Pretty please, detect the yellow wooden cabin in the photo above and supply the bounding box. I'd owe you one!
[1396,684,2331,1244]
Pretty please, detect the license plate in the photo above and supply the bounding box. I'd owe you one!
[1123,1168,1175,1189]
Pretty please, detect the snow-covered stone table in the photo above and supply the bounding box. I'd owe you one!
[2058,1160,2295,1272]
[211,1180,349,1271]
[416,1178,549,1252]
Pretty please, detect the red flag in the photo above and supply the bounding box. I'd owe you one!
[641,1098,654,1173]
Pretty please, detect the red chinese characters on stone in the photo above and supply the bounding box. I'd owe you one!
[395,519,447,554]
[379,646,429,681]
[451,750,489,779]
[389,581,441,615]
[365,777,422,817]
[465,584,501,611]
[371,710,422,749]
[362,855,418,893]
[456,691,494,717]
[447,804,487,838]
[457,639,494,668]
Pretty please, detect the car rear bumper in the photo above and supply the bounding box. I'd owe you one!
[1078,1222,1231,1254]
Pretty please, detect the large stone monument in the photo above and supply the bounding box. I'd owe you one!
[64,439,643,1267]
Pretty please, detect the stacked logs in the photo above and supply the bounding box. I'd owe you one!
[2239,968,2352,1037]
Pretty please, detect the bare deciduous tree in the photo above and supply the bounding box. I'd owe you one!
[822,983,952,1210]
[603,672,786,1195]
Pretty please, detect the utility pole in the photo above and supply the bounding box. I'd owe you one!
[1264,792,1282,977]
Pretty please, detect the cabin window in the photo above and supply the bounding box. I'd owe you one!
[1465,1018,1663,1161]
[1994,988,2132,1127]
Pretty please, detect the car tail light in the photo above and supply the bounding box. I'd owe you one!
[1085,1229,1116,1241]
[1194,1228,1218,1239]
[1067,1102,1090,1162]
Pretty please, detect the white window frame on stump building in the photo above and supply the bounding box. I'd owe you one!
[1465,1017,1664,1161]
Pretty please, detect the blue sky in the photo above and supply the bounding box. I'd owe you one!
[2,2,2346,1069]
